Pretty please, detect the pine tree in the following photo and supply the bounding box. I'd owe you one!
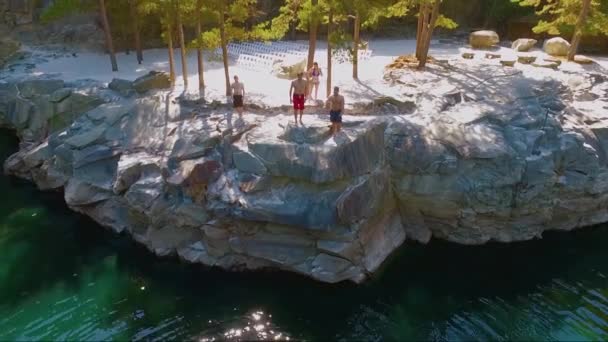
[308,0,319,69]
[198,0,274,96]
[41,0,119,71]
[99,0,118,71]
[195,0,205,89]
[326,2,334,97]
[139,0,178,84]
[413,0,456,68]
[129,0,144,64]
[348,0,411,78]
[175,0,189,87]
[569,0,592,61]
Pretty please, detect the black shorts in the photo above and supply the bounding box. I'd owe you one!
[233,95,243,108]
[330,110,342,123]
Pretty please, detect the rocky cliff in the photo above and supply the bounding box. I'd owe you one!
[2,59,608,283]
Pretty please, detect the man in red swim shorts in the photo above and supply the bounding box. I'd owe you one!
[289,72,308,124]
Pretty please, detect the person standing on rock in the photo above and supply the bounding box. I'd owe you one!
[326,86,345,136]
[231,75,245,118]
[307,62,323,102]
[290,72,307,124]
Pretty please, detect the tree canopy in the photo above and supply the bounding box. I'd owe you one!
[512,0,608,36]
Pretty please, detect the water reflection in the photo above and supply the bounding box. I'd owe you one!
[197,311,291,341]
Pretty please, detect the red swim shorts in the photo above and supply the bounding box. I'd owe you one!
[293,94,305,110]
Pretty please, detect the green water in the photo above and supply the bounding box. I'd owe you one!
[0,131,607,341]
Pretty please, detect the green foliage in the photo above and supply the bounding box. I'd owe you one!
[435,14,457,29]
[40,0,95,23]
[512,0,608,36]
[192,0,279,48]
[482,0,533,26]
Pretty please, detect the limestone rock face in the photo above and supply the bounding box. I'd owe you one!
[543,37,571,56]
[3,55,608,284]
[512,38,537,52]
[469,30,500,49]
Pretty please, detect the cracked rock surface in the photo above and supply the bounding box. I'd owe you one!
[2,59,608,283]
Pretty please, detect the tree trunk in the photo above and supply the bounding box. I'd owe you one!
[307,0,319,70]
[353,11,360,79]
[196,0,205,89]
[99,0,118,71]
[176,0,188,88]
[568,0,592,61]
[415,3,429,60]
[167,20,176,85]
[130,0,143,64]
[327,7,333,98]
[219,7,231,96]
[418,0,441,68]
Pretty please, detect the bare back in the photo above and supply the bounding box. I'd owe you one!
[327,94,345,111]
[231,82,244,96]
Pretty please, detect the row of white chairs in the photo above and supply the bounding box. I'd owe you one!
[227,43,307,58]
[213,41,373,72]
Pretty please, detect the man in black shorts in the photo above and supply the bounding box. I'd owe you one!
[231,75,245,118]
[325,86,345,136]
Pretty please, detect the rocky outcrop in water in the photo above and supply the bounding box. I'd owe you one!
[2,59,608,283]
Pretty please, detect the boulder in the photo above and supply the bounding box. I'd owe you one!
[543,37,571,56]
[512,38,537,52]
[108,78,135,96]
[573,55,594,64]
[167,157,222,202]
[469,30,500,49]
[233,150,267,175]
[500,60,516,67]
[73,144,121,169]
[50,88,73,103]
[113,152,161,194]
[517,55,537,64]
[532,61,559,70]
[65,178,112,206]
[132,71,171,93]
[18,80,65,99]
[64,124,108,149]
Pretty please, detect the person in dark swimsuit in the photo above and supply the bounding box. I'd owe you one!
[326,86,345,136]
[230,75,245,118]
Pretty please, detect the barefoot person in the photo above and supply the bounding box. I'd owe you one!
[307,62,323,101]
[326,86,345,136]
[231,75,245,118]
[290,72,307,124]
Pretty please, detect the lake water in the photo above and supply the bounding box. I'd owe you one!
[0,130,607,341]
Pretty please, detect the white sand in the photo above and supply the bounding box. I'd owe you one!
[5,39,608,108]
